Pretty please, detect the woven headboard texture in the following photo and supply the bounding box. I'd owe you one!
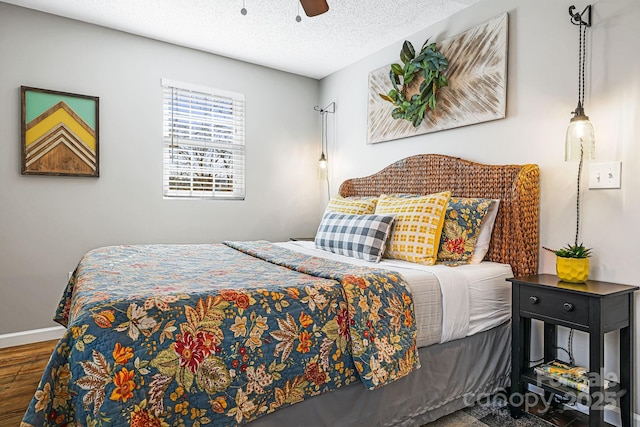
[338,154,540,277]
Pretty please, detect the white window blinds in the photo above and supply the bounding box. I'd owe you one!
[162,79,245,199]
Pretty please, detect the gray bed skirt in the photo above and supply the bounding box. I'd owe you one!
[248,320,511,426]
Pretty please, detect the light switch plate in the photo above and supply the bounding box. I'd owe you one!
[588,161,622,189]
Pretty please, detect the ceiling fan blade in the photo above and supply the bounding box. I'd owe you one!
[299,0,329,17]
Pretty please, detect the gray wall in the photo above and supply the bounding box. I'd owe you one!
[0,3,322,334]
[319,0,640,423]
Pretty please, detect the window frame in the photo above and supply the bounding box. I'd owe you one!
[162,78,245,200]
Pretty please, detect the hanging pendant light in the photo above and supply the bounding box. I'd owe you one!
[315,102,335,195]
[565,103,595,161]
[318,152,328,170]
[565,5,594,247]
[565,5,595,162]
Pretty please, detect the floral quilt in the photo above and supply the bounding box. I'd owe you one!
[21,241,419,427]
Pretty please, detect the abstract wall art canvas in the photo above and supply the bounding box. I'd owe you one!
[21,86,99,177]
[368,13,508,144]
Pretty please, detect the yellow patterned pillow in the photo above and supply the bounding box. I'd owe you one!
[324,195,378,215]
[375,192,451,265]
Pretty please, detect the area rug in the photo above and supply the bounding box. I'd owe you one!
[424,398,553,427]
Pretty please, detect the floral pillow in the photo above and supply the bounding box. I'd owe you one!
[437,197,493,265]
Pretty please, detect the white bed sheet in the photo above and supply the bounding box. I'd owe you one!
[276,241,513,346]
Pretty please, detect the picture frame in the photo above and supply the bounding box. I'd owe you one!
[367,13,508,144]
[21,86,99,177]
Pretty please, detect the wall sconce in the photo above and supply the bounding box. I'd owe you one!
[314,102,335,196]
[566,4,594,246]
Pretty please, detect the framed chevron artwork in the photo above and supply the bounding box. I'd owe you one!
[21,86,99,177]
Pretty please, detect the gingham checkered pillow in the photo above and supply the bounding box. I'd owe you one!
[314,212,395,263]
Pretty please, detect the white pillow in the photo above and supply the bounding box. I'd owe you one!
[470,199,500,264]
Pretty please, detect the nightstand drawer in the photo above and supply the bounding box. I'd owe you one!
[519,285,588,327]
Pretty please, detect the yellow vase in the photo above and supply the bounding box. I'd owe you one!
[556,257,589,283]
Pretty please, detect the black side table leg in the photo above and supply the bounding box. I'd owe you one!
[619,294,635,427]
[510,294,529,418]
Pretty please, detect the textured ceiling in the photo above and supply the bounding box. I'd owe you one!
[3,0,481,79]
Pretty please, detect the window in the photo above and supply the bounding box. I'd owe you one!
[162,79,245,199]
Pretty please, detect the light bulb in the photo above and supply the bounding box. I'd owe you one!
[318,152,327,169]
[318,153,328,179]
[565,116,595,161]
[574,121,587,138]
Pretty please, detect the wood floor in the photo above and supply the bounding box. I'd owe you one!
[0,339,58,426]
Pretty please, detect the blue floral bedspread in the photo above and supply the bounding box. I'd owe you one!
[21,241,419,426]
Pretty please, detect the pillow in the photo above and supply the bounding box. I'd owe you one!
[375,192,451,265]
[470,199,500,263]
[314,212,395,263]
[437,197,493,265]
[324,195,378,215]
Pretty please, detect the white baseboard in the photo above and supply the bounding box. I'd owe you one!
[0,326,65,349]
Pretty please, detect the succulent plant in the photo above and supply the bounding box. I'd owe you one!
[552,243,592,259]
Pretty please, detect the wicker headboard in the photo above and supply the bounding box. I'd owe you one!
[338,154,540,277]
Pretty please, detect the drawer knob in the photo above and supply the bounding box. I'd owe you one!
[529,296,539,304]
[563,303,574,312]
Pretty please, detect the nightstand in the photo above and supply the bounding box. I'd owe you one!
[508,274,638,427]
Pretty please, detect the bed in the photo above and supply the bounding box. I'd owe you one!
[21,154,539,427]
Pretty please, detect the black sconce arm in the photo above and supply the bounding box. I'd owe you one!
[569,4,592,27]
